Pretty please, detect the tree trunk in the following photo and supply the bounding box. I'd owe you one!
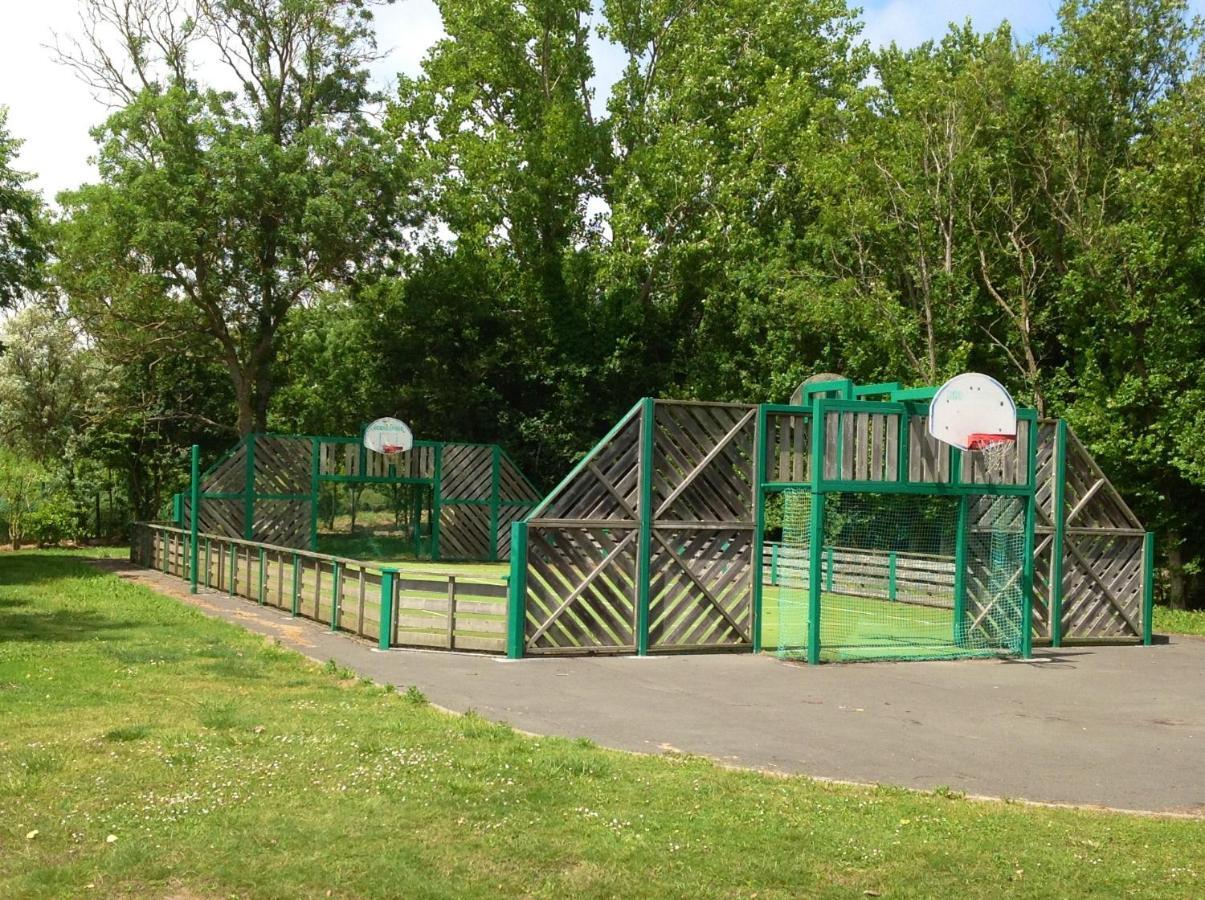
[1164,533,1190,611]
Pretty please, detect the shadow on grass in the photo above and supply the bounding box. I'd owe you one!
[0,606,137,645]
[0,554,113,588]
[0,555,141,644]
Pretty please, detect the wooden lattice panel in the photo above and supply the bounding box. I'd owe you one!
[253,436,310,494]
[441,445,493,501]
[540,406,642,521]
[253,499,311,548]
[525,526,639,653]
[1060,533,1145,639]
[441,505,493,560]
[647,528,753,648]
[653,403,755,523]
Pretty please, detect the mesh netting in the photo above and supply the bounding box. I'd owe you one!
[772,484,1025,663]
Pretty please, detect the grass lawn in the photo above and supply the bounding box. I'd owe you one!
[1,552,1202,897]
[760,585,1009,661]
[1155,606,1205,637]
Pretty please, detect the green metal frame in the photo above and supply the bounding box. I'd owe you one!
[1050,419,1069,647]
[755,393,1040,664]
[192,431,535,564]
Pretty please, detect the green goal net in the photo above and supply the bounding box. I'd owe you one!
[773,489,1025,663]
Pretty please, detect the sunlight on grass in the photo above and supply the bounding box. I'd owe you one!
[1155,607,1205,637]
[0,553,1201,898]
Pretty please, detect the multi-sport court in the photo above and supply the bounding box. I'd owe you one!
[138,373,1154,666]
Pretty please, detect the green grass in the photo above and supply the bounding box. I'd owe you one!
[1155,606,1205,637]
[1,552,1202,897]
[315,531,509,578]
[760,585,1012,661]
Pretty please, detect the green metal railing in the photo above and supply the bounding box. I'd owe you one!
[131,522,509,654]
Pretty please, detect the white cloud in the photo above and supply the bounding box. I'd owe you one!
[0,0,448,203]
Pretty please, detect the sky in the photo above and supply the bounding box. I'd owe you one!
[1,0,1201,202]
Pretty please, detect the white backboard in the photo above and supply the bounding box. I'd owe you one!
[928,373,1016,451]
[363,417,413,455]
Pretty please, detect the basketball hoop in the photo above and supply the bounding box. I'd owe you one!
[363,417,413,455]
[929,374,1018,484]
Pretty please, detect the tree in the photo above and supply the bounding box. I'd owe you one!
[386,0,616,471]
[55,0,410,435]
[0,107,48,308]
[0,307,95,463]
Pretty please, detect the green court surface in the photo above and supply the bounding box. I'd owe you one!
[761,585,1005,662]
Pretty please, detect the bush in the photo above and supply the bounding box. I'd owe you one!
[0,450,82,547]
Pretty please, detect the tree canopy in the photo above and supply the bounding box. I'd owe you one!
[3,0,1202,605]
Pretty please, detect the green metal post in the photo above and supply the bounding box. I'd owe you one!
[952,496,969,645]
[751,404,767,654]
[1050,420,1068,647]
[309,438,320,551]
[888,551,897,601]
[258,547,266,605]
[189,445,200,593]
[330,561,341,631]
[949,448,968,644]
[807,400,825,665]
[291,553,301,617]
[488,445,501,562]
[1020,418,1039,659]
[634,398,656,656]
[1142,532,1155,646]
[379,568,397,651]
[506,522,528,659]
[431,445,443,561]
[243,434,256,540]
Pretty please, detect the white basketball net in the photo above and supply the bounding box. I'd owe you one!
[970,437,1015,485]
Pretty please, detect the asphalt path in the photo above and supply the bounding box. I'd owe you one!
[102,559,1205,815]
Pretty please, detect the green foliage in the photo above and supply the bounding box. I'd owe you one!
[55,0,411,436]
[0,107,47,307]
[0,449,79,548]
[19,0,1205,605]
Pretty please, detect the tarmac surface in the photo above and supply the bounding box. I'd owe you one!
[99,559,1205,815]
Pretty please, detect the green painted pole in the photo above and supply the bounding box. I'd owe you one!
[952,496,969,645]
[635,398,656,656]
[888,551,897,601]
[189,445,200,593]
[243,434,256,540]
[506,522,528,659]
[309,438,320,551]
[379,567,397,650]
[291,553,301,617]
[431,445,443,561]
[258,547,266,605]
[751,404,767,654]
[1142,532,1155,646]
[488,445,501,562]
[1050,420,1068,647]
[1020,418,1039,659]
[330,561,341,631]
[807,400,825,665]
